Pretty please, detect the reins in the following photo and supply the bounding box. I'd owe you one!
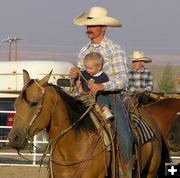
[49,102,94,154]
[50,137,114,166]
[70,71,96,99]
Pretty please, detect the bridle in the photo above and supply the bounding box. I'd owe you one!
[27,80,45,129]
[15,80,46,138]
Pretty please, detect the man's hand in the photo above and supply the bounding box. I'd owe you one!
[136,88,144,93]
[69,67,80,79]
[88,83,105,95]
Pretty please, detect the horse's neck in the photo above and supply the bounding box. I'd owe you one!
[144,100,178,135]
[47,97,92,151]
[48,121,93,160]
[48,99,71,138]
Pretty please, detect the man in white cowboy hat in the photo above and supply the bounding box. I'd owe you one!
[69,6,133,177]
[127,51,153,95]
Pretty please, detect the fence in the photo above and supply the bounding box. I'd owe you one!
[0,112,179,167]
[0,110,49,167]
[0,126,49,166]
[0,76,72,167]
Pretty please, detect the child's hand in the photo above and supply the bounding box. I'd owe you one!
[69,67,80,79]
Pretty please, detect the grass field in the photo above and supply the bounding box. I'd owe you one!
[149,64,180,91]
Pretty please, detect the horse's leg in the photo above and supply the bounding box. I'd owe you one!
[148,140,161,178]
[141,139,161,178]
[140,142,153,177]
[82,151,111,178]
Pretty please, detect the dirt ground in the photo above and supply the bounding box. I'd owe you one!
[0,159,179,178]
[0,149,179,178]
[0,147,50,178]
[0,166,49,178]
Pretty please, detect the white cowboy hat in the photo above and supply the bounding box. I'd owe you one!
[73,6,121,27]
[129,51,152,63]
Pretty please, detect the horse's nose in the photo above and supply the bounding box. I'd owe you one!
[8,130,27,149]
[14,133,21,143]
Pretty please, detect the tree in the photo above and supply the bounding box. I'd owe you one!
[157,64,176,93]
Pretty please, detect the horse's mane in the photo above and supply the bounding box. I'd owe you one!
[146,97,180,107]
[132,93,157,106]
[50,84,97,133]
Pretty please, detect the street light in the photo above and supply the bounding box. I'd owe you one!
[2,37,12,61]
[2,37,22,61]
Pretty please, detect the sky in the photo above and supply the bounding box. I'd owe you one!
[0,0,179,56]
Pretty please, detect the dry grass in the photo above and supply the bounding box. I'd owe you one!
[148,64,180,92]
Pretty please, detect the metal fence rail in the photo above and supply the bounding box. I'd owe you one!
[0,121,49,167]
[0,131,49,166]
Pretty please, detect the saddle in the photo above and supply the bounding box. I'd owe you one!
[127,103,157,178]
[89,103,125,178]
[79,95,132,177]
[80,95,156,178]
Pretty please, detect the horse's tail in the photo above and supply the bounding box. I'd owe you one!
[157,136,172,177]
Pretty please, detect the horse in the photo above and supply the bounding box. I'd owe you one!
[130,92,180,150]
[136,95,180,150]
[167,114,180,152]
[8,70,170,178]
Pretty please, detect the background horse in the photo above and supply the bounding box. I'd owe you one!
[132,93,180,151]
[141,96,180,150]
[8,70,170,178]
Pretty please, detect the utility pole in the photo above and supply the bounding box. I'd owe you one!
[2,37,22,61]
[13,37,22,61]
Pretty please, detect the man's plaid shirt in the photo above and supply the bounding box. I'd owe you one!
[77,37,128,91]
[127,67,153,95]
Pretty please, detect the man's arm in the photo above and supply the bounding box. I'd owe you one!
[144,72,153,92]
[103,49,128,91]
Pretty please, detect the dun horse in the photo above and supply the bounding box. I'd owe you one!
[8,70,170,178]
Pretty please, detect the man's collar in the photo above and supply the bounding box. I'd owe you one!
[87,37,107,49]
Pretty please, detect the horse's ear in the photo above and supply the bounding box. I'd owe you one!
[23,70,30,86]
[39,70,53,86]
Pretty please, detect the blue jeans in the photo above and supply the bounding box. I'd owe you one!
[107,93,133,163]
[96,94,111,108]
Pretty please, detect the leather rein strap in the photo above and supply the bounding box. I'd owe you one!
[73,134,101,178]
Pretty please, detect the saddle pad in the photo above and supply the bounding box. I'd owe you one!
[89,110,112,151]
[131,113,156,145]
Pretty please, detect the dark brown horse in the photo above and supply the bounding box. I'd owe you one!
[139,96,180,150]
[8,70,169,178]
[131,93,180,150]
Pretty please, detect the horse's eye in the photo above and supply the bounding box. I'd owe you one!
[30,102,38,107]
